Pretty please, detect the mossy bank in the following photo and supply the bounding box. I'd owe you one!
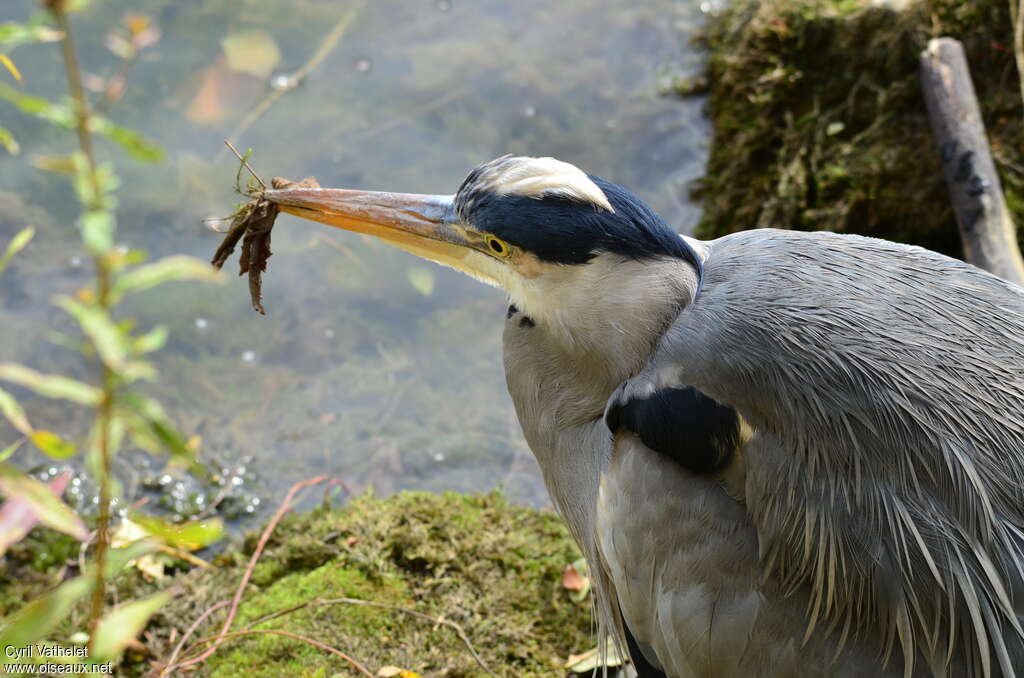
[695,0,1023,256]
[1,492,592,677]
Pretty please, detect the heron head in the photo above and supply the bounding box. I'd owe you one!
[265,155,703,318]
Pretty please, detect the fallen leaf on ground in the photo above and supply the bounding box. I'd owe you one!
[565,644,625,672]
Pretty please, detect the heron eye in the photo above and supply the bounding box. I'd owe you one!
[486,235,511,257]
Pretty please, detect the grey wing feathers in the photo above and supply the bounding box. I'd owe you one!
[645,229,1024,677]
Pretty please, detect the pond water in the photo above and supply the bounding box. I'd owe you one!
[0,0,710,525]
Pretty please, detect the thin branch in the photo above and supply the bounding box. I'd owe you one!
[153,600,230,678]
[161,475,327,674]
[246,597,496,677]
[224,1,365,150]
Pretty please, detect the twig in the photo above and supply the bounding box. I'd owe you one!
[175,629,373,677]
[153,600,230,678]
[161,475,327,674]
[246,596,496,677]
[224,1,365,150]
[223,140,266,190]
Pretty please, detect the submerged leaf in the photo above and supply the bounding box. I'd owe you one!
[90,591,170,661]
[221,30,281,78]
[407,267,435,296]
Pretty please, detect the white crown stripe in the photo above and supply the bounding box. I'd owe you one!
[481,157,615,213]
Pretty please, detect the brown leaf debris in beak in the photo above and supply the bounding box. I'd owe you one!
[210,175,319,314]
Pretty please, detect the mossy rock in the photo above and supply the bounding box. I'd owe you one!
[695,0,1024,257]
[138,491,590,677]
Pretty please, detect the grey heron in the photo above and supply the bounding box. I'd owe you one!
[263,155,1024,678]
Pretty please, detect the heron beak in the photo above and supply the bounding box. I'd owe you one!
[262,186,496,283]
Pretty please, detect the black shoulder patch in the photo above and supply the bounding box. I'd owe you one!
[605,385,739,475]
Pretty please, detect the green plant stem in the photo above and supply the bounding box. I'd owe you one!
[51,7,101,206]
[49,1,114,656]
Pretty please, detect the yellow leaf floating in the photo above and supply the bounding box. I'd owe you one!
[221,30,281,78]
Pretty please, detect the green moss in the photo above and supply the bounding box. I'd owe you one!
[695,0,1024,256]
[132,490,590,677]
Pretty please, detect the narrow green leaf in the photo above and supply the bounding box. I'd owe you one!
[0,386,31,434]
[132,325,168,354]
[0,438,24,462]
[92,118,164,163]
[112,255,223,302]
[131,514,223,550]
[30,430,76,459]
[0,81,160,162]
[0,226,33,275]
[56,297,128,370]
[0,463,87,540]
[90,591,170,661]
[0,14,61,49]
[80,209,115,255]
[0,363,102,406]
[0,82,74,127]
[0,576,92,648]
[0,126,18,155]
[118,392,190,459]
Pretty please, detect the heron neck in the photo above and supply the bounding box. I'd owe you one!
[502,255,699,543]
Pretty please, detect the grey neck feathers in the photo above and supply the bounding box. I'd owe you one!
[502,253,699,555]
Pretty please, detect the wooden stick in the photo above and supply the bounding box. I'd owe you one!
[920,37,1024,286]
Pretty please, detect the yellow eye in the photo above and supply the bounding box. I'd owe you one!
[485,234,512,257]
